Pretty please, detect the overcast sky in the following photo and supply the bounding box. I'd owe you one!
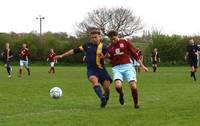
[1,0,200,36]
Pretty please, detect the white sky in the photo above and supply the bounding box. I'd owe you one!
[1,0,200,36]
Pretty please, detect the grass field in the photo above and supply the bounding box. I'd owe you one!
[0,66,200,126]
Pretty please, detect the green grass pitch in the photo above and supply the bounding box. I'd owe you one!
[0,66,199,126]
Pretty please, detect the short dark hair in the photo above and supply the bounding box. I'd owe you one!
[90,29,100,35]
[107,30,118,38]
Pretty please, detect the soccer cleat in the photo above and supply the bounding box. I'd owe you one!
[100,96,107,108]
[8,75,11,78]
[134,105,140,109]
[119,95,124,105]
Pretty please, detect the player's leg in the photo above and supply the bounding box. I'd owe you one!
[152,63,155,72]
[193,60,198,81]
[6,61,12,77]
[88,74,106,108]
[190,60,197,81]
[51,62,55,74]
[100,70,112,102]
[19,60,23,78]
[153,63,158,72]
[124,64,139,109]
[49,62,53,73]
[24,61,30,76]
[103,80,110,101]
[154,64,157,72]
[115,80,124,105]
[129,81,139,109]
[112,66,124,105]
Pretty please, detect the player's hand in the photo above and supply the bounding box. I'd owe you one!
[142,66,148,72]
[99,53,105,59]
[184,56,187,61]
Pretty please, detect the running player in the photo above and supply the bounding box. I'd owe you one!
[19,43,30,78]
[55,30,112,108]
[151,48,160,72]
[1,43,13,77]
[185,39,200,81]
[107,30,148,109]
[47,49,57,74]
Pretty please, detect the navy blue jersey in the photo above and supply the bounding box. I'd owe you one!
[187,45,200,60]
[73,42,108,70]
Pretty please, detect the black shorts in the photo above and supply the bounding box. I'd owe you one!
[4,60,11,66]
[152,61,158,65]
[189,59,198,68]
[87,69,112,85]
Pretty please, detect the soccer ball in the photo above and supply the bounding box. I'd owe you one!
[50,87,62,99]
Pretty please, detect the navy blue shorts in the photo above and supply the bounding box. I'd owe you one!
[87,69,112,85]
[4,60,11,66]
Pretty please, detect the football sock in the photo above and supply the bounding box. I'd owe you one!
[153,67,155,72]
[190,71,193,77]
[131,88,139,107]
[93,85,104,99]
[115,87,124,97]
[193,72,196,81]
[104,88,110,101]
[26,68,30,75]
[7,66,11,75]
[19,68,22,76]
[49,68,51,73]
[155,67,157,72]
[52,67,55,74]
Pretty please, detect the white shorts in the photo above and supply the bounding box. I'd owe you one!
[50,62,55,67]
[112,63,137,83]
[20,60,28,67]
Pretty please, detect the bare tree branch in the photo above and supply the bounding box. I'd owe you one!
[75,7,143,37]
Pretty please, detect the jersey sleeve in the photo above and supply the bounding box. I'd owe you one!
[126,41,139,61]
[73,43,87,54]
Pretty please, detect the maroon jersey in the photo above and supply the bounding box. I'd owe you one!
[19,48,29,60]
[108,39,139,67]
[48,52,56,62]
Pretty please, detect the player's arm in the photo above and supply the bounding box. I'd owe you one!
[150,54,153,62]
[127,41,148,71]
[55,49,74,59]
[185,52,189,61]
[101,45,112,63]
[55,45,85,59]
[26,49,29,61]
[8,51,13,59]
[157,54,160,62]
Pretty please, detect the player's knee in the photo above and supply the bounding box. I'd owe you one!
[103,81,110,88]
[115,80,122,88]
[89,76,98,84]
[130,80,137,89]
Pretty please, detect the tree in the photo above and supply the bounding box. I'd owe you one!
[76,7,143,37]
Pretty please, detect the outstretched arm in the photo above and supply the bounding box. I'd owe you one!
[55,49,74,59]
[127,41,148,72]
